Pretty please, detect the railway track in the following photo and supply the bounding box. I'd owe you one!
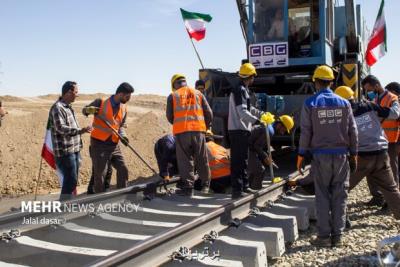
[0,150,315,267]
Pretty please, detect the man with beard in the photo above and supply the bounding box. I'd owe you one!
[83,83,134,193]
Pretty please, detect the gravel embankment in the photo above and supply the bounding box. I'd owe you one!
[271,180,400,266]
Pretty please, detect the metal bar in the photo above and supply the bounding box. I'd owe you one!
[98,117,159,176]
[247,0,254,44]
[0,177,180,228]
[189,37,205,69]
[265,125,274,179]
[0,150,307,267]
[89,169,306,267]
[95,116,169,192]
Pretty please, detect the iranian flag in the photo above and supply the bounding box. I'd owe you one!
[41,116,76,195]
[180,8,212,41]
[366,0,387,66]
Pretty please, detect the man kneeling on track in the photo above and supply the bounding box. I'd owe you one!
[154,132,231,194]
[248,114,294,189]
[194,131,231,193]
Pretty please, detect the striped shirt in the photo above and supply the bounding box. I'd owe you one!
[50,98,82,157]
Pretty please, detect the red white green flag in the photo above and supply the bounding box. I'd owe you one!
[180,8,212,41]
[41,116,76,195]
[366,0,387,66]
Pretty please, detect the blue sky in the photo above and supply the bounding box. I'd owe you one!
[0,0,398,96]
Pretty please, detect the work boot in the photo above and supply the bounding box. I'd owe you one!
[201,186,210,194]
[200,180,211,194]
[310,236,331,248]
[87,188,95,195]
[331,235,344,247]
[232,191,249,200]
[365,197,385,207]
[243,188,258,194]
[175,188,194,197]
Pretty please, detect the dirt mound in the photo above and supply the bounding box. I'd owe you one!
[0,95,170,196]
[37,94,59,101]
[0,95,26,102]
[38,93,166,106]
[38,93,110,101]
[132,94,167,109]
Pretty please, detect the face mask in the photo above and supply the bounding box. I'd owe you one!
[367,91,377,100]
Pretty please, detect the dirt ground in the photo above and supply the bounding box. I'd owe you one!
[0,94,169,197]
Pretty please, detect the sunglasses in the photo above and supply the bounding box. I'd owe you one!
[175,79,187,86]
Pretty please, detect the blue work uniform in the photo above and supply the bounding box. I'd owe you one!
[299,88,358,238]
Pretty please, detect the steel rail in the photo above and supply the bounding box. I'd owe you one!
[89,168,309,267]
[0,177,180,231]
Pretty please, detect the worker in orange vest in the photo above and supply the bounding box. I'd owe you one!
[386,81,400,191]
[166,74,213,196]
[83,82,134,193]
[194,131,231,193]
[154,132,230,193]
[362,75,400,206]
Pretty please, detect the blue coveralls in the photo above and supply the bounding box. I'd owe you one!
[299,88,358,238]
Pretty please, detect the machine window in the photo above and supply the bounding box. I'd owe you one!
[288,6,311,57]
[287,0,319,57]
[254,0,286,43]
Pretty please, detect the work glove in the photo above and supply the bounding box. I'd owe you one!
[260,112,275,125]
[120,136,129,146]
[287,179,297,187]
[84,106,99,116]
[349,155,358,173]
[263,156,273,166]
[297,155,305,175]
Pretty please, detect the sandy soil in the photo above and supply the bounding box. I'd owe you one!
[0,94,169,197]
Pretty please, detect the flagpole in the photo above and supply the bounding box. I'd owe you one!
[189,37,205,69]
[34,157,44,201]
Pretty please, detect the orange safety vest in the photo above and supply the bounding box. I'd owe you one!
[91,98,127,143]
[206,141,231,179]
[377,91,400,143]
[172,86,206,135]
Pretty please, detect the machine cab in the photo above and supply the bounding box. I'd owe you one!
[243,0,335,69]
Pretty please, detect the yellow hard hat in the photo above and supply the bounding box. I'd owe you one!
[335,86,354,100]
[312,65,334,82]
[171,74,186,91]
[279,115,294,133]
[239,63,257,78]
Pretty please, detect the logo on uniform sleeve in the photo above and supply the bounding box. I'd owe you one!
[335,109,343,117]
[318,110,327,118]
[318,109,345,124]
[327,110,335,117]
[355,114,373,131]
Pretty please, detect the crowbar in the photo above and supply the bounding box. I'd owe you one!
[96,116,169,194]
